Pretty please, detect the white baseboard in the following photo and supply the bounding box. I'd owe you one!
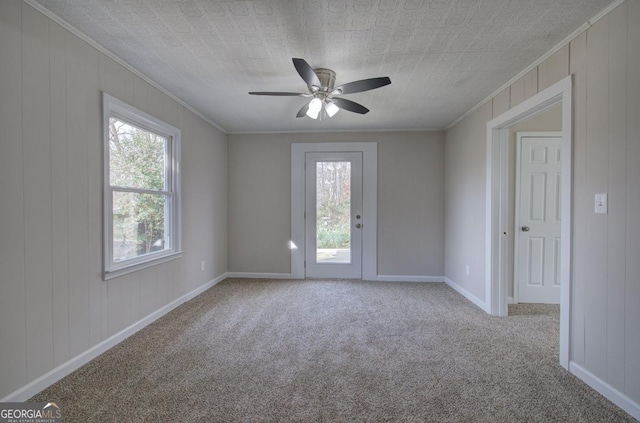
[508,296,514,304]
[444,277,490,313]
[1,273,227,402]
[226,273,443,283]
[376,275,444,282]
[225,272,293,279]
[569,361,640,421]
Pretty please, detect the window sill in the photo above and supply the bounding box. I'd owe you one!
[103,251,183,281]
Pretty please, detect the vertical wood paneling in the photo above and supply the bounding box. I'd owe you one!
[83,44,102,347]
[0,0,27,396]
[510,68,537,108]
[147,88,179,127]
[22,3,54,381]
[444,102,493,299]
[215,119,228,278]
[99,55,126,101]
[126,269,142,324]
[98,54,121,341]
[625,0,640,402]
[156,263,170,308]
[492,86,510,118]
[123,71,135,107]
[175,107,187,299]
[584,16,609,379]
[49,21,70,367]
[570,32,587,365]
[107,278,125,336]
[139,268,158,319]
[66,32,91,357]
[119,274,137,331]
[101,273,109,341]
[169,261,180,304]
[538,45,570,91]
[115,264,137,332]
[133,76,148,113]
[0,4,228,399]
[606,1,628,392]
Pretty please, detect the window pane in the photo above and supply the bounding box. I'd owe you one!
[316,161,351,264]
[109,117,167,191]
[112,191,169,262]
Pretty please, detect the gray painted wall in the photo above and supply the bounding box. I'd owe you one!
[445,0,639,407]
[0,1,227,399]
[444,102,492,300]
[228,132,445,278]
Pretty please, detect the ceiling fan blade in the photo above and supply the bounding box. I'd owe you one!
[249,92,307,96]
[333,77,391,95]
[292,58,321,88]
[332,97,369,114]
[296,102,310,118]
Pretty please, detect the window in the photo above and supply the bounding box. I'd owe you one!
[103,93,181,280]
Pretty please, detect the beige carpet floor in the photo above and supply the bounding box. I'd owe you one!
[31,278,637,422]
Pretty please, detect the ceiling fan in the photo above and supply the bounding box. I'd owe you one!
[249,58,391,120]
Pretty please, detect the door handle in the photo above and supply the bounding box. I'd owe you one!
[355,223,362,229]
[521,226,530,232]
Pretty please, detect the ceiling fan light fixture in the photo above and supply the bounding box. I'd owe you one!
[325,101,339,117]
[249,58,390,120]
[306,97,322,119]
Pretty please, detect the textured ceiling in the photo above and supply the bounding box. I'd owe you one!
[35,0,612,133]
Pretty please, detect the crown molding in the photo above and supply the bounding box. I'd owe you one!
[22,0,228,134]
[445,0,626,130]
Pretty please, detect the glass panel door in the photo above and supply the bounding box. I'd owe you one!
[305,152,362,279]
[316,161,351,264]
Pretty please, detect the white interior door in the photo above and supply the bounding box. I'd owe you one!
[305,152,363,279]
[516,132,562,303]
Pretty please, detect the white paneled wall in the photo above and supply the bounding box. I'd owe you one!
[445,0,640,413]
[0,0,26,396]
[570,1,639,401]
[0,0,227,399]
[625,0,640,402]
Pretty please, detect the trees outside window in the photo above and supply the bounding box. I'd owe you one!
[316,161,351,249]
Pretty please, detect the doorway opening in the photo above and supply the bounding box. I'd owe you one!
[485,76,572,369]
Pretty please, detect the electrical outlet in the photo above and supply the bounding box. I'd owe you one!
[201,260,205,272]
[465,265,470,276]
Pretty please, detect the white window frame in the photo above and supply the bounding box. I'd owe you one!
[102,93,182,280]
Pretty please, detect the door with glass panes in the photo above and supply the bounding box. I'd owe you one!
[305,152,363,278]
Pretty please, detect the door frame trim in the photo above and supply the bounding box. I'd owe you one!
[513,131,562,304]
[485,76,572,369]
[291,143,377,280]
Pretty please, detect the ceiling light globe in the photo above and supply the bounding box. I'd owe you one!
[325,101,339,117]
[306,98,322,119]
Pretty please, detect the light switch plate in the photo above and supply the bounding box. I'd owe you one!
[595,193,607,214]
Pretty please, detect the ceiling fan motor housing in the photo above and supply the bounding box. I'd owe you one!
[313,68,336,92]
